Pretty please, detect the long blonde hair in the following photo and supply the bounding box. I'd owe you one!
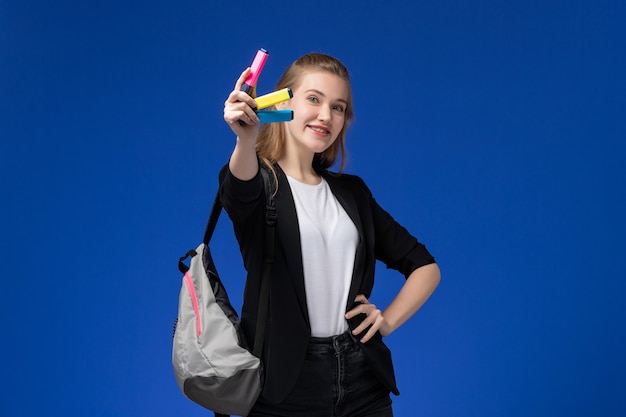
[256,53,354,184]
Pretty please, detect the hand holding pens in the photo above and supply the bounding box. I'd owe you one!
[238,48,293,125]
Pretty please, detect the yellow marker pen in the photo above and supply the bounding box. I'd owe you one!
[254,88,293,110]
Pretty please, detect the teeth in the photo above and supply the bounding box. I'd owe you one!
[311,127,329,134]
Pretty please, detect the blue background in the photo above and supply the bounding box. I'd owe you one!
[2,1,625,416]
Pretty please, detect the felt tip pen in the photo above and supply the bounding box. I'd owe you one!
[241,48,269,95]
[258,110,294,123]
[254,88,293,110]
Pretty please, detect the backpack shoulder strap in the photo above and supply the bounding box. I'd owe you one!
[253,166,276,357]
[178,190,221,275]
[202,190,223,245]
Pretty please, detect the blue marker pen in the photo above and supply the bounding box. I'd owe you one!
[258,110,294,123]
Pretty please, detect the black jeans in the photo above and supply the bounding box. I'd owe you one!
[249,331,393,417]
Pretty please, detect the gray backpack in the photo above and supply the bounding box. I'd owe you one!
[173,169,275,417]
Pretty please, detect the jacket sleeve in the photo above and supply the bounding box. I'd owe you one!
[363,179,436,278]
[218,164,269,272]
[218,163,264,225]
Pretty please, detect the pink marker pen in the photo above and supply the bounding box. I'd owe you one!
[241,48,269,95]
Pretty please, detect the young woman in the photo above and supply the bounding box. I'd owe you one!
[221,53,441,417]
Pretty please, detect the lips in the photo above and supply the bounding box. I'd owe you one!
[308,125,331,135]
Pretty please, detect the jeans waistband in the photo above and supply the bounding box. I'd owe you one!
[309,331,357,353]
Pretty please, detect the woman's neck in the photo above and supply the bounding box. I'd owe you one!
[277,155,321,185]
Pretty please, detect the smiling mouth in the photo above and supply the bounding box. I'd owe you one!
[309,125,330,135]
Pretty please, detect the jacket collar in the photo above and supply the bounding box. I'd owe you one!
[320,170,367,314]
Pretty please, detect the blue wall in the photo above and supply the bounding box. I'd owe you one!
[2,1,624,416]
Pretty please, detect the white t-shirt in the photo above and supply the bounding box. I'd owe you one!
[287,175,359,337]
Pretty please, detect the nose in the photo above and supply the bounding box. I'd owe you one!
[318,105,332,123]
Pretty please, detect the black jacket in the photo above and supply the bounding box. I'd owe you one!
[219,163,435,403]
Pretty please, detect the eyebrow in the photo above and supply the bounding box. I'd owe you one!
[305,89,348,104]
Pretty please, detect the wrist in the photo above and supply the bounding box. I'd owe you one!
[379,317,394,337]
[236,134,258,148]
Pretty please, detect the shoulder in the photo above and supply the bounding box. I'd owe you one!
[322,170,372,197]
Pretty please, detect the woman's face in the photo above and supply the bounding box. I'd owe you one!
[277,71,349,156]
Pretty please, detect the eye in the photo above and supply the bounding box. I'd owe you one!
[333,104,345,113]
[307,96,319,103]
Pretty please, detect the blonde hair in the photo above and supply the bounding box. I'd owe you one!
[255,53,354,184]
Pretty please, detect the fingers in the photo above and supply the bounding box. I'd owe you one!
[354,294,368,304]
[345,295,385,344]
[234,67,250,91]
[224,88,257,120]
[223,98,259,126]
[224,68,260,128]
